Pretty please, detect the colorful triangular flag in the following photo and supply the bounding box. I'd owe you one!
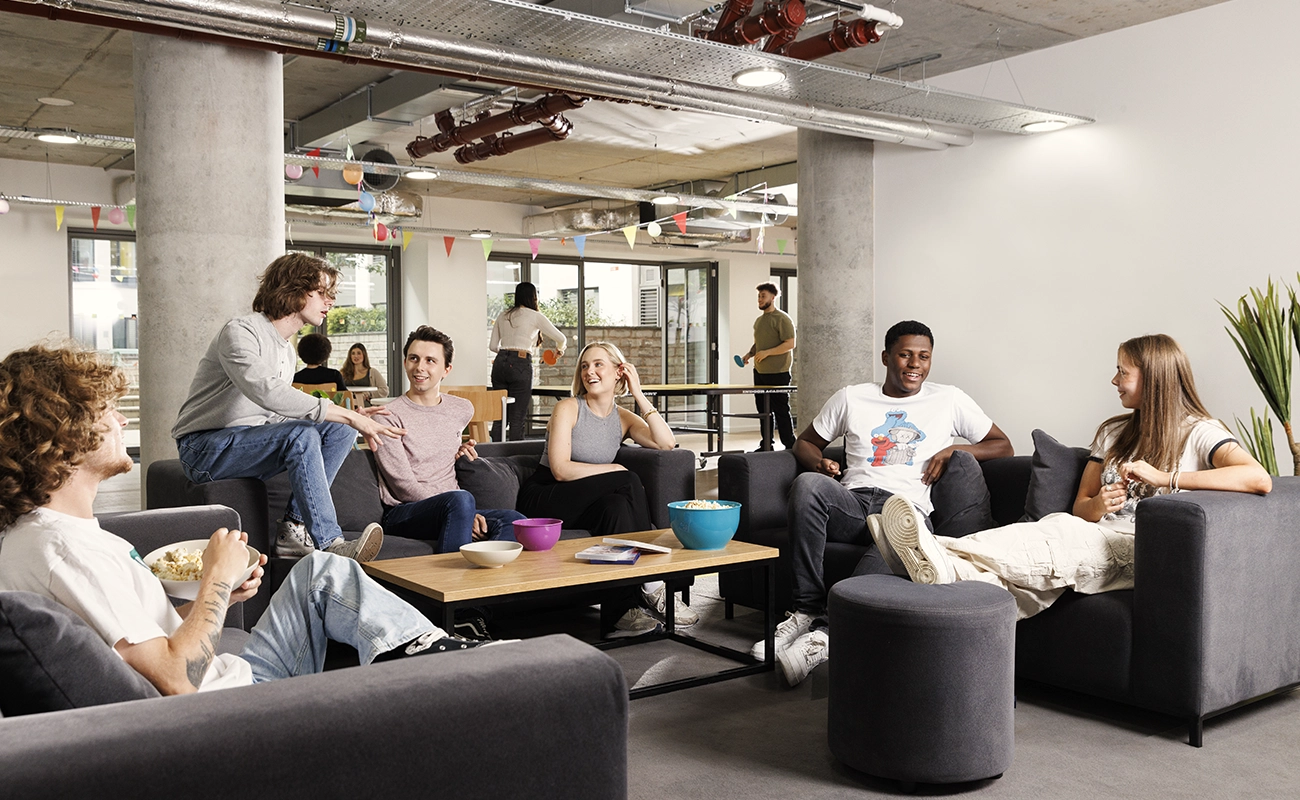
[777,239,787,255]
[622,226,637,249]
[444,236,455,257]
[125,204,136,229]
[673,212,688,234]
[481,238,494,259]
[574,235,586,258]
[529,238,540,259]
[308,147,321,178]
[756,226,765,254]
[91,206,101,231]
[54,205,64,231]
[346,143,355,161]
[402,230,413,252]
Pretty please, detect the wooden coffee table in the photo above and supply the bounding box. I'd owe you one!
[363,529,778,698]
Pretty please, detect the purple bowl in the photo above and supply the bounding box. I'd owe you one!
[513,518,563,551]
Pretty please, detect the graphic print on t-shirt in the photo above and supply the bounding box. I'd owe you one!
[869,410,927,466]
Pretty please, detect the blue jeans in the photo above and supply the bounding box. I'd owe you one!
[240,552,441,682]
[383,490,524,554]
[177,420,355,548]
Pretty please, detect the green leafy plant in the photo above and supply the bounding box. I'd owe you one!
[1235,408,1280,476]
[326,306,387,334]
[1221,278,1299,474]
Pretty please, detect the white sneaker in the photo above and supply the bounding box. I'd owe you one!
[881,495,955,585]
[778,629,829,686]
[274,518,315,557]
[867,513,907,577]
[323,522,384,563]
[750,610,815,661]
[606,607,664,639]
[643,583,700,627]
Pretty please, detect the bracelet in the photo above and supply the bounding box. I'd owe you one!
[642,407,659,420]
[1172,470,1181,492]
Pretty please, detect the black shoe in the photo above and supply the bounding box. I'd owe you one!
[453,609,493,641]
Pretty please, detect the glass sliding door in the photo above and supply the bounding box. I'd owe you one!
[664,262,716,427]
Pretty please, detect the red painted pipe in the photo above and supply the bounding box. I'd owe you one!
[407,94,586,159]
[712,0,806,47]
[453,115,574,164]
[786,18,880,61]
[704,0,756,41]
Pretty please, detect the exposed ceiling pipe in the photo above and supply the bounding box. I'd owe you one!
[704,0,755,41]
[3,0,973,149]
[786,18,879,60]
[406,93,587,159]
[711,0,806,48]
[453,115,575,164]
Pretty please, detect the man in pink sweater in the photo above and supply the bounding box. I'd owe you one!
[373,326,524,553]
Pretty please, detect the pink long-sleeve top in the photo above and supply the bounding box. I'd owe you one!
[372,394,473,506]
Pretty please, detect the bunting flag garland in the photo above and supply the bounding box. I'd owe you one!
[561,237,567,246]
[444,236,455,256]
[346,143,355,161]
[777,239,787,255]
[402,230,414,251]
[574,235,586,257]
[529,238,541,259]
[672,212,688,234]
[308,147,321,178]
[125,204,136,229]
[54,205,65,231]
[481,238,494,259]
[622,225,637,249]
[91,206,101,231]
[756,226,765,254]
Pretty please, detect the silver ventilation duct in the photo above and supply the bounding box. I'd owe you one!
[6,0,1088,148]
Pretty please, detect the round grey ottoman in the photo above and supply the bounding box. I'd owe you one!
[828,574,1016,790]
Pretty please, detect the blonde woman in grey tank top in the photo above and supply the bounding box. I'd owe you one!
[517,341,697,634]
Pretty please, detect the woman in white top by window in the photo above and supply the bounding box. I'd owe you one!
[489,282,567,440]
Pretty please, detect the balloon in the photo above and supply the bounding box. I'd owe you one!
[0,198,9,214]
[357,191,376,212]
[647,221,662,237]
[285,164,304,180]
[373,222,389,241]
[342,164,364,185]
[107,207,125,225]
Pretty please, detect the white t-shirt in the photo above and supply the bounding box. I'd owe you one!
[0,508,252,691]
[811,382,994,515]
[1089,416,1235,533]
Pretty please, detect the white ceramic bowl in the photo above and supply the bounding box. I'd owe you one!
[143,539,260,601]
[460,540,524,568]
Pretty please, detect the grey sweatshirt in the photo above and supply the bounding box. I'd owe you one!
[172,313,331,439]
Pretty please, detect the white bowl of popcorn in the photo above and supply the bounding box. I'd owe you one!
[143,539,260,601]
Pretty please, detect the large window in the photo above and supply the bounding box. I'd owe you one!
[70,231,140,452]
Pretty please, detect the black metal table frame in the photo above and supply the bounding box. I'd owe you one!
[408,558,776,700]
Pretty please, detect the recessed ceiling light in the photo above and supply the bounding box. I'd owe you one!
[1022,120,1068,133]
[469,229,492,239]
[732,67,786,88]
[651,194,678,206]
[406,169,438,180]
[36,130,80,144]
[37,97,74,107]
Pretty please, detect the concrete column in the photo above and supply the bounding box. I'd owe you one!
[796,130,875,418]
[134,35,284,489]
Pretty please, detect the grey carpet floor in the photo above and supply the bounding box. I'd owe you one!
[502,574,1300,798]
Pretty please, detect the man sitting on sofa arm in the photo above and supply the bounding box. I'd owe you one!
[757,320,1013,687]
[0,343,502,696]
[372,326,525,554]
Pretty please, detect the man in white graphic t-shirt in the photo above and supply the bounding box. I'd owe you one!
[756,320,1014,686]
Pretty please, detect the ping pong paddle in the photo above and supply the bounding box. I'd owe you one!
[733,355,745,367]
[542,350,558,365]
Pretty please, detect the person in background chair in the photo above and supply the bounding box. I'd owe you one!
[340,342,390,407]
[293,333,346,392]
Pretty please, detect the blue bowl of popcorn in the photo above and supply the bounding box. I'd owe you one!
[667,500,742,550]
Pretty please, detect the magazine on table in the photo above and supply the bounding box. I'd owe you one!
[575,544,641,564]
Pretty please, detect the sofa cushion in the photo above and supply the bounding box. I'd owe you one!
[456,455,537,511]
[1022,429,1091,521]
[0,592,160,716]
[929,449,994,538]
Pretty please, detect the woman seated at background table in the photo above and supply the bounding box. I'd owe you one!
[517,341,698,636]
[340,342,390,407]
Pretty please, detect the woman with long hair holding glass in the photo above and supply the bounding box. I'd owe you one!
[339,342,389,407]
[517,341,697,635]
[489,282,567,440]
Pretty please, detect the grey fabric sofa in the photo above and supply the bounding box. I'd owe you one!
[717,447,1300,746]
[147,440,697,626]
[0,507,630,799]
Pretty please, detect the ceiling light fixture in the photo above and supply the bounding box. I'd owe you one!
[37,97,74,107]
[36,130,80,144]
[406,169,438,180]
[651,194,678,206]
[1021,120,1068,134]
[469,229,493,239]
[732,67,787,88]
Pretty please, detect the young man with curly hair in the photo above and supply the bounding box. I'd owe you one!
[172,253,405,562]
[0,344,490,696]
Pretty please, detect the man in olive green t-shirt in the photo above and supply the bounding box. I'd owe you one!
[742,282,797,450]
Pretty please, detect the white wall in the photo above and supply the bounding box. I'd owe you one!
[875,0,1300,466]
